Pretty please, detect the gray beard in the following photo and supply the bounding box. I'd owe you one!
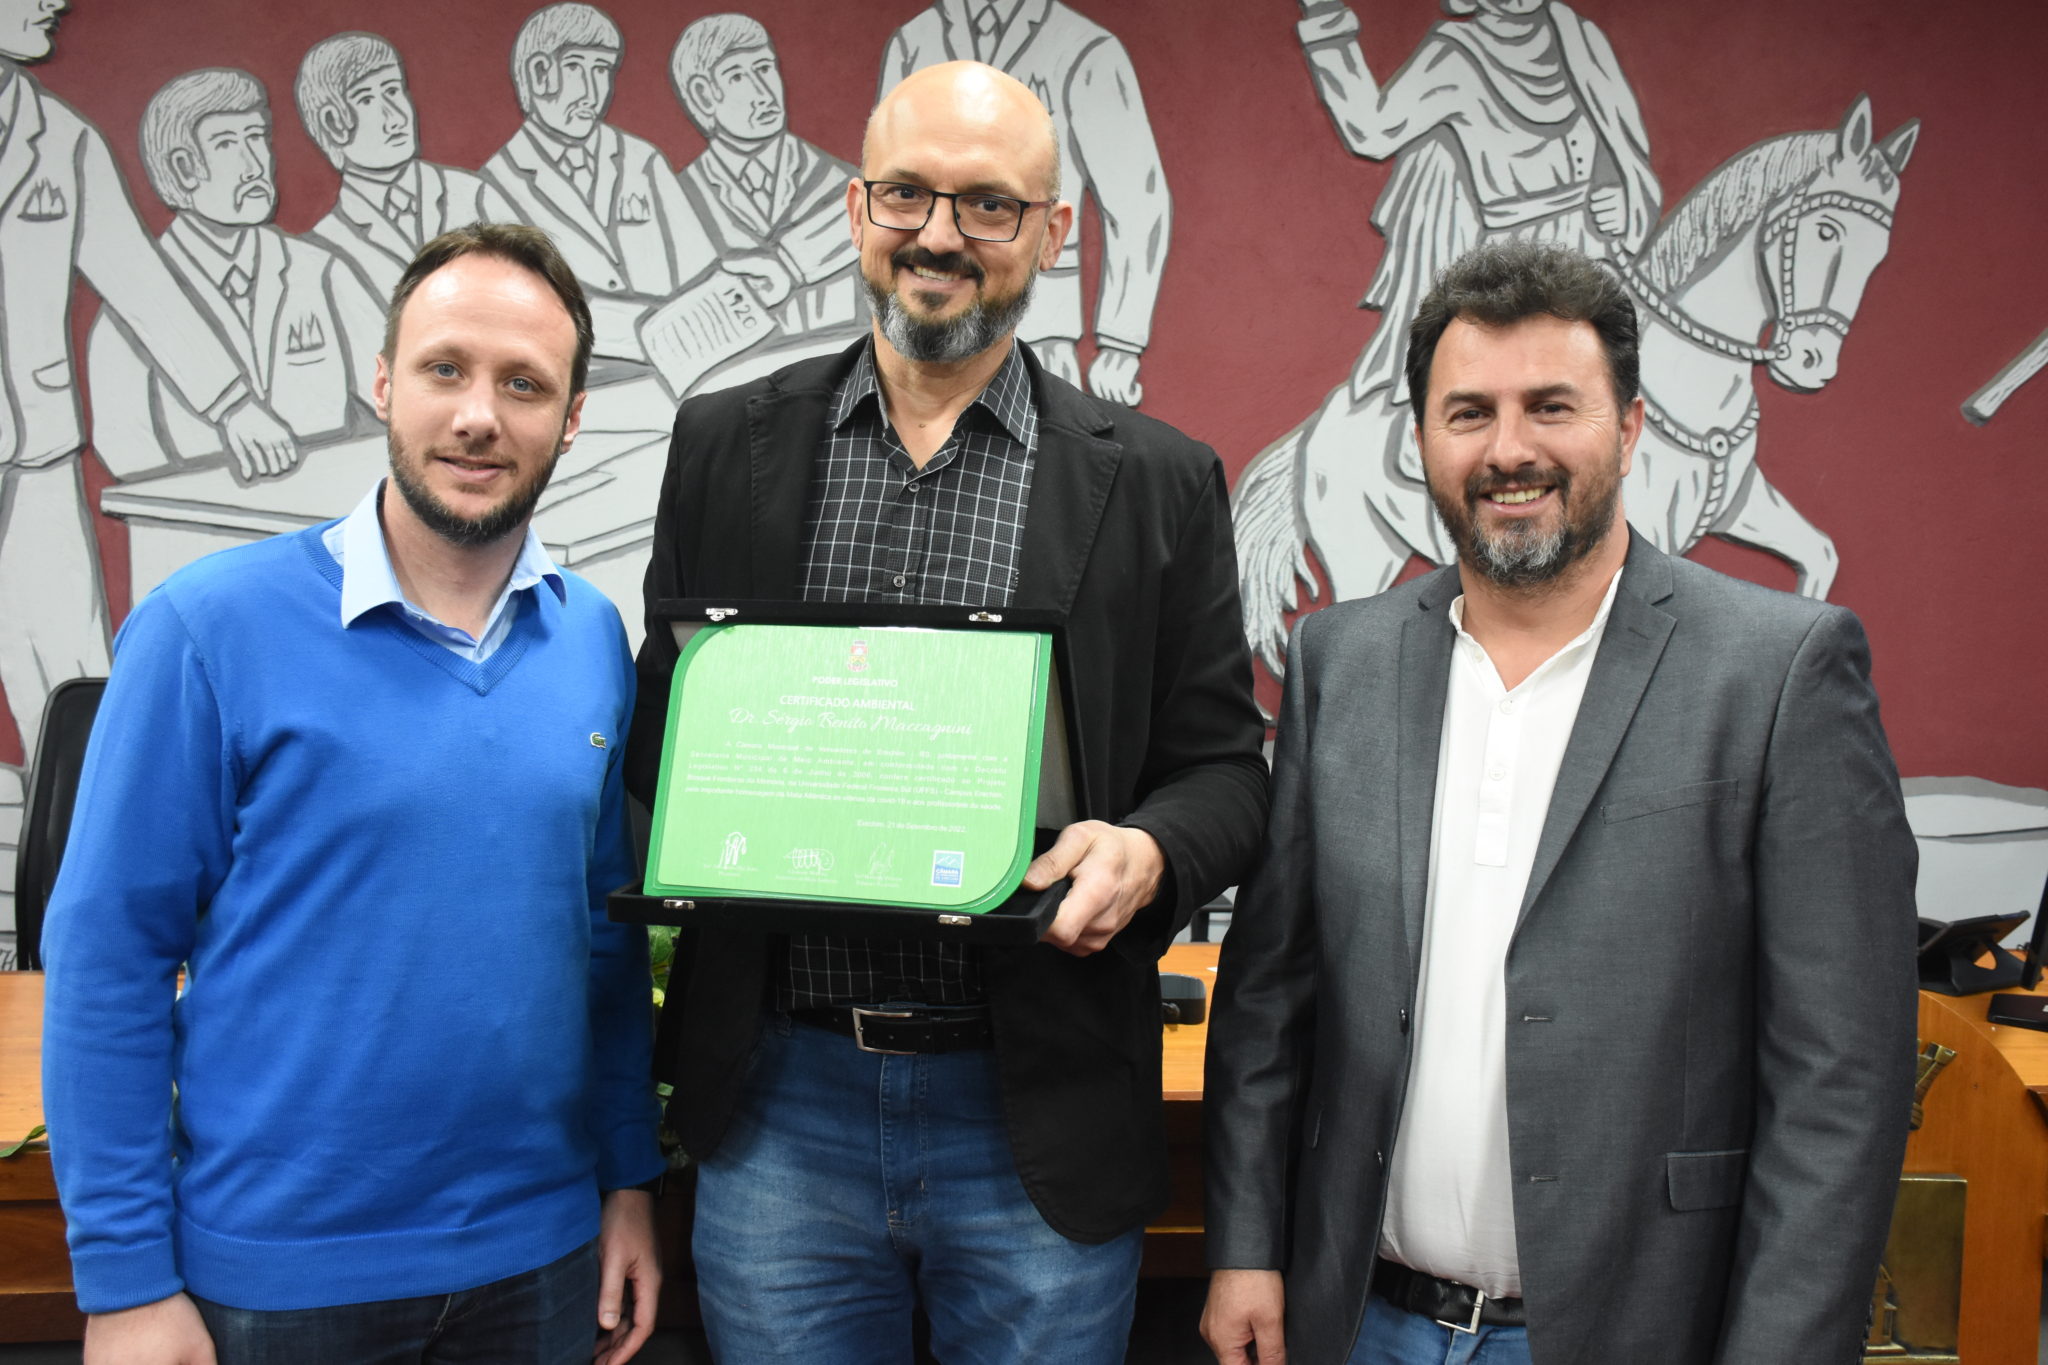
[868,271,1037,364]
[1430,469,1621,590]
[1466,521,1574,587]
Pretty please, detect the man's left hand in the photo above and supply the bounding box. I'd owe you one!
[1589,185,1629,238]
[1087,345,1144,405]
[1026,820,1164,956]
[594,1188,660,1364]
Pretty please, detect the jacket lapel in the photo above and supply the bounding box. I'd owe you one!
[590,123,621,230]
[701,151,771,240]
[935,0,974,58]
[159,224,257,378]
[993,0,1054,73]
[1398,568,1458,958]
[416,162,450,239]
[334,182,414,269]
[1012,346,1119,617]
[1515,533,1676,930]
[0,76,45,219]
[507,127,616,262]
[249,226,288,391]
[740,346,862,598]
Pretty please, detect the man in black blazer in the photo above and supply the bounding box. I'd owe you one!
[1202,243,1918,1365]
[627,60,1267,1362]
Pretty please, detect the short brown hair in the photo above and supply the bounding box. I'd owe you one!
[295,33,402,168]
[1405,241,1639,412]
[383,222,594,396]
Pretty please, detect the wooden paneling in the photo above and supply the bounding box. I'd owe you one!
[1903,989,2048,1365]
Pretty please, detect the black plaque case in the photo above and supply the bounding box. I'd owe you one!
[608,599,1084,944]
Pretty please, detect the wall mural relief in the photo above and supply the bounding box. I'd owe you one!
[0,1,891,927]
[0,0,2042,943]
[87,67,386,502]
[1232,0,1917,678]
[1962,325,2048,424]
[880,0,1168,405]
[43,7,881,651]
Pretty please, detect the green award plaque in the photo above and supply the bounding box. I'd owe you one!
[643,615,1058,921]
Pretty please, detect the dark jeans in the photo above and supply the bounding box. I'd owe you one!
[191,1239,599,1365]
[693,1014,1144,1364]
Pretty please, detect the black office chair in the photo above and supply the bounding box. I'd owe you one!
[13,677,106,970]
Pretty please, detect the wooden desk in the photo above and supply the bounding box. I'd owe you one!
[1904,985,2048,1364]
[1147,942,1219,1277]
[16,949,2035,1359]
[0,973,82,1342]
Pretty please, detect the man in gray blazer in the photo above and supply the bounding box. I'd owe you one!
[1201,241,1918,1365]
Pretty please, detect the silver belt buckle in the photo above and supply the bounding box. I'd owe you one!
[850,1006,917,1055]
[1436,1289,1484,1335]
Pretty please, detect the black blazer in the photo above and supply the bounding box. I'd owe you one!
[626,341,1269,1241]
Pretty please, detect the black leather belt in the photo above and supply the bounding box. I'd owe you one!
[1371,1259,1526,1332]
[789,1005,994,1055]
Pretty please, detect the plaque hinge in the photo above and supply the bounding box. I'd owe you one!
[967,611,1002,623]
[937,914,972,926]
[662,898,697,910]
[704,607,739,622]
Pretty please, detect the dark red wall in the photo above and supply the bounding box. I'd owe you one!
[15,0,2047,790]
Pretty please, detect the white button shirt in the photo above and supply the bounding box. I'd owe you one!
[1378,569,1624,1298]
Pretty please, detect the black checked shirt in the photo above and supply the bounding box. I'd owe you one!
[781,341,1037,1009]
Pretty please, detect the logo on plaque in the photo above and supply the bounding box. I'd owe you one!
[848,639,869,673]
[787,848,837,874]
[717,831,747,871]
[932,851,965,888]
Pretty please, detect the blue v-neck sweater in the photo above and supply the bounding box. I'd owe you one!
[41,525,662,1314]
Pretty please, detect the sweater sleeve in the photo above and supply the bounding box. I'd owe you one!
[585,637,665,1191]
[40,590,237,1313]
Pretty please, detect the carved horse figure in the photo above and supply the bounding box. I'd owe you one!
[1232,96,1918,677]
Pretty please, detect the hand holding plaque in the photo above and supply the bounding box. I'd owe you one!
[1026,820,1165,956]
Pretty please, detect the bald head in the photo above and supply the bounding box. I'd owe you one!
[864,61,1061,201]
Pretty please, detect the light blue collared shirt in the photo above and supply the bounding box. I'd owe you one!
[322,480,564,664]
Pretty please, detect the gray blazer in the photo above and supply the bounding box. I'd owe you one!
[1205,533,1919,1365]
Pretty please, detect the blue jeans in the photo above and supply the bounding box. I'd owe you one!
[1347,1290,1533,1365]
[191,1240,599,1365]
[692,1014,1143,1364]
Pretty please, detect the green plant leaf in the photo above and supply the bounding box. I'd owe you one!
[0,1124,47,1160]
[647,924,677,996]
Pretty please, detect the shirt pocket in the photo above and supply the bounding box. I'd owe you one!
[1601,778,1740,824]
[1666,1147,1749,1211]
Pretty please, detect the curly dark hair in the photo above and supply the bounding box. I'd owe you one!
[1404,241,1639,414]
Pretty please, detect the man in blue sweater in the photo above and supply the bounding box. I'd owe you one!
[40,222,665,1365]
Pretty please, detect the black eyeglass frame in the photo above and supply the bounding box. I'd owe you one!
[861,179,1056,244]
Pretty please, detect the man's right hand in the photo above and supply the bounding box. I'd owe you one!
[724,252,795,308]
[220,398,300,482]
[85,1292,217,1365]
[1201,1268,1286,1364]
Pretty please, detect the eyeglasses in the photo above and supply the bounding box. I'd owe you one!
[862,180,1053,243]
